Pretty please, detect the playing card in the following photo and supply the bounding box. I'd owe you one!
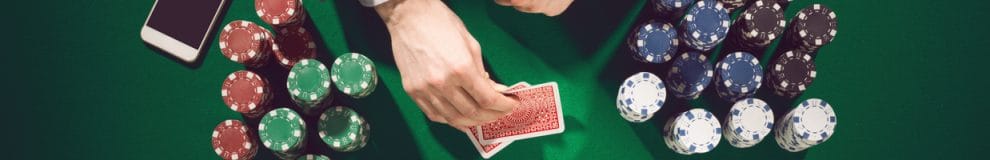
[477,82,564,144]
[467,126,511,159]
[466,82,528,159]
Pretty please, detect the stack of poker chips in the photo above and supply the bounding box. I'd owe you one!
[722,98,774,148]
[259,108,308,159]
[256,0,318,68]
[766,50,816,98]
[627,20,679,64]
[221,70,272,118]
[778,4,838,54]
[679,0,730,52]
[331,53,380,99]
[615,72,667,123]
[287,59,334,115]
[297,154,331,160]
[714,52,764,102]
[318,106,371,152]
[775,98,837,152]
[663,108,722,155]
[650,0,696,20]
[665,51,714,100]
[212,120,259,160]
[219,20,275,68]
[719,0,749,12]
[255,0,308,28]
[720,0,787,52]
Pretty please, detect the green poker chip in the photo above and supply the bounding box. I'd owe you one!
[287,59,332,110]
[331,53,378,99]
[296,154,331,160]
[259,108,306,153]
[318,106,370,152]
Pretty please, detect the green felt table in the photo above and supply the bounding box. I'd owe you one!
[6,0,990,159]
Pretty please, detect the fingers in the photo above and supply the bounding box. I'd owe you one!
[414,98,447,124]
[454,126,472,134]
[441,85,481,118]
[428,91,479,127]
[494,0,512,6]
[497,0,572,16]
[462,31,489,79]
[492,80,509,92]
[462,73,519,113]
[544,0,573,16]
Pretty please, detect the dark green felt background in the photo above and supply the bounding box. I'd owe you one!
[4,0,988,159]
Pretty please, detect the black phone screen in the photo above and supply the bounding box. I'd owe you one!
[147,0,226,48]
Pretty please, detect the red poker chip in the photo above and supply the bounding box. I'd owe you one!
[219,20,271,67]
[255,0,306,27]
[212,120,258,160]
[273,26,317,68]
[221,70,270,117]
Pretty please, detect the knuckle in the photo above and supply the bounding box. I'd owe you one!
[477,96,498,107]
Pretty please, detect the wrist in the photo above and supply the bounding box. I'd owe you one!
[375,0,438,29]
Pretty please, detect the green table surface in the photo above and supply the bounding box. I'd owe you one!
[6,0,990,159]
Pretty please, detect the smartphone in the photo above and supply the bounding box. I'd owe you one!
[141,0,229,63]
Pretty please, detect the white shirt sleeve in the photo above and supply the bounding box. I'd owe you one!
[359,0,390,7]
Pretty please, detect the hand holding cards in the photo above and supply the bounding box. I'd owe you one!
[466,82,565,159]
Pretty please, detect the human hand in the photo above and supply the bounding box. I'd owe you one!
[495,0,574,16]
[375,0,520,131]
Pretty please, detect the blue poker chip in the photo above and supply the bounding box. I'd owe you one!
[630,21,678,64]
[680,0,730,51]
[679,0,730,51]
[616,72,667,122]
[666,51,713,99]
[651,0,695,15]
[715,52,763,101]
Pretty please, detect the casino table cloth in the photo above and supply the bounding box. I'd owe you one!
[5,0,990,159]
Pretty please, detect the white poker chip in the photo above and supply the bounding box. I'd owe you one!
[724,98,774,148]
[670,108,721,154]
[774,98,837,152]
[791,98,836,144]
[616,72,667,123]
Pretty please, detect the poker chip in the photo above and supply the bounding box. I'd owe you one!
[662,117,692,155]
[616,72,667,123]
[255,0,307,27]
[679,0,730,51]
[719,0,748,12]
[259,108,307,156]
[219,20,271,68]
[212,120,258,160]
[737,0,786,47]
[787,4,838,51]
[221,70,270,118]
[650,0,695,18]
[722,98,773,148]
[296,154,331,160]
[768,51,816,97]
[274,26,318,68]
[775,98,837,152]
[287,59,333,113]
[629,20,678,64]
[319,106,371,152]
[665,108,721,155]
[714,52,763,102]
[666,51,714,99]
[331,53,379,99]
